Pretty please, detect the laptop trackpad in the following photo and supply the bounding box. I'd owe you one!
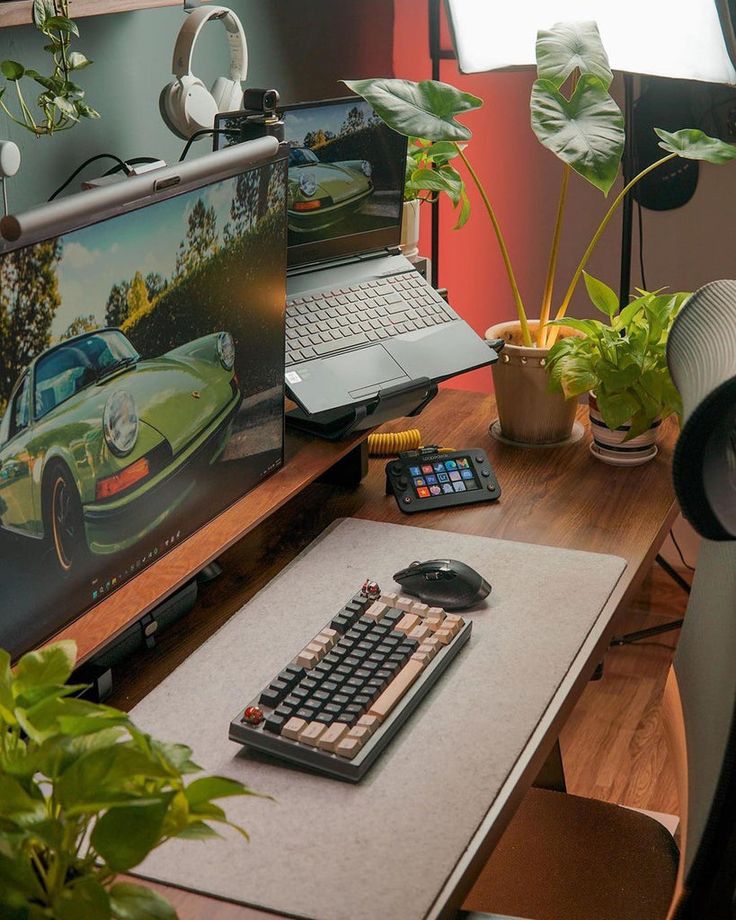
[325,345,409,399]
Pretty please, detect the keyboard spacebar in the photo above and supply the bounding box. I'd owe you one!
[313,333,368,355]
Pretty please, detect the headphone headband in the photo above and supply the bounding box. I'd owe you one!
[172,5,248,83]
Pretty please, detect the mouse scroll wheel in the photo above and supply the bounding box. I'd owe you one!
[425,571,442,581]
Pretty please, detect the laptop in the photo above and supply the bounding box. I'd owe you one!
[279,97,496,420]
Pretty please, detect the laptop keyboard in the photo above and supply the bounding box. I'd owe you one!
[285,271,455,366]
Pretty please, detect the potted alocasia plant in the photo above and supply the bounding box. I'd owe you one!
[401,138,469,260]
[0,640,257,920]
[346,20,736,445]
[546,274,689,464]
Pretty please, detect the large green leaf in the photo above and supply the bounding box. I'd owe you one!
[531,74,624,194]
[184,775,251,807]
[109,883,177,920]
[91,798,171,872]
[655,128,736,164]
[13,641,76,694]
[536,21,613,89]
[343,78,482,142]
[54,876,110,920]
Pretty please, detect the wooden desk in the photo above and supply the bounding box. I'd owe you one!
[114,389,678,919]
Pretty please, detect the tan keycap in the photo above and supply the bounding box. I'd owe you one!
[411,602,429,617]
[396,596,415,611]
[299,722,326,747]
[335,737,362,759]
[434,628,453,646]
[346,726,371,746]
[381,592,399,606]
[296,649,319,668]
[315,631,336,650]
[417,639,440,661]
[444,614,464,634]
[427,607,445,620]
[317,722,349,752]
[396,613,421,634]
[412,650,432,665]
[356,714,380,734]
[424,616,444,632]
[306,641,324,655]
[369,659,425,721]
[282,717,307,740]
[365,600,387,621]
[409,624,432,642]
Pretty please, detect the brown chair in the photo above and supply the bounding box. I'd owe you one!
[460,280,736,920]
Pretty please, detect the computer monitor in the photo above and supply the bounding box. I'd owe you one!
[0,139,287,659]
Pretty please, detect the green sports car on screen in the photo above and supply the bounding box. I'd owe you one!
[287,145,373,232]
[0,328,240,576]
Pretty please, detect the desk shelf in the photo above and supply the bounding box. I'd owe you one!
[0,0,179,29]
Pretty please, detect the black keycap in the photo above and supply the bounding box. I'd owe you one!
[353,694,372,708]
[352,649,368,661]
[346,677,363,689]
[315,712,333,724]
[377,665,398,680]
[322,680,338,693]
[313,689,330,703]
[344,656,360,668]
[259,688,281,707]
[375,644,394,656]
[332,645,349,658]
[357,640,374,651]
[370,624,390,637]
[322,654,341,667]
[323,703,342,717]
[302,677,318,690]
[274,704,293,719]
[292,686,309,700]
[331,614,350,632]
[342,684,359,697]
[279,666,304,686]
[354,620,371,633]
[398,641,418,655]
[382,635,401,648]
[331,672,347,685]
[315,662,332,676]
[367,653,384,666]
[335,664,352,676]
[264,714,286,734]
[384,609,404,623]
[346,629,361,641]
[388,629,406,641]
[344,704,363,719]
[295,707,313,720]
[388,652,406,665]
[333,693,350,705]
[283,694,301,709]
[355,667,372,680]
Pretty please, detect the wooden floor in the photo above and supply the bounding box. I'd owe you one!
[560,563,690,817]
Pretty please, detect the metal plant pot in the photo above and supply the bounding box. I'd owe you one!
[485,320,581,446]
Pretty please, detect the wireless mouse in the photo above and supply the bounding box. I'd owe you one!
[393,559,491,610]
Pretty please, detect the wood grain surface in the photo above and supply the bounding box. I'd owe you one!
[106,389,678,919]
[0,0,179,28]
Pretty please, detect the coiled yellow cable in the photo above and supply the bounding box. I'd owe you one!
[367,428,422,456]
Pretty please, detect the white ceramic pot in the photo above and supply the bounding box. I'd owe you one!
[399,199,421,261]
[588,394,661,466]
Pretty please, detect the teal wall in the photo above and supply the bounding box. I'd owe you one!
[0,1,394,213]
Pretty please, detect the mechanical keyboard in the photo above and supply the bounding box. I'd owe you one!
[285,271,455,366]
[229,581,471,781]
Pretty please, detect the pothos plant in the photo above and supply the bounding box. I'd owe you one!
[0,0,98,137]
[0,641,257,920]
[346,21,736,349]
[546,273,690,438]
[405,138,470,229]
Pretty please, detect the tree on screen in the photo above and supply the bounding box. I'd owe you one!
[174,198,217,280]
[105,280,131,327]
[145,271,167,301]
[61,314,97,340]
[126,271,151,321]
[0,239,62,409]
[341,105,365,135]
[224,171,259,243]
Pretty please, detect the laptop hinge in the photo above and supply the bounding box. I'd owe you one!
[288,246,402,277]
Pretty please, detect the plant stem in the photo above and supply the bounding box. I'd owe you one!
[547,152,678,347]
[537,163,570,348]
[453,143,532,346]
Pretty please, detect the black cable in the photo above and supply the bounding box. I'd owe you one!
[179,129,233,162]
[48,154,134,201]
[670,528,696,571]
[637,198,647,290]
[102,156,160,176]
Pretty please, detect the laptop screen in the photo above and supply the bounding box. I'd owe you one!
[215,97,407,268]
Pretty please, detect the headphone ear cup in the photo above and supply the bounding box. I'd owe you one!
[159,82,190,141]
[210,76,242,113]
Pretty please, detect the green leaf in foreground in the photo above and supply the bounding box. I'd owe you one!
[343,78,482,142]
[655,127,736,164]
[531,74,624,195]
[109,883,177,920]
[583,271,619,317]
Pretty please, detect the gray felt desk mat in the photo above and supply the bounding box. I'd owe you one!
[130,518,626,920]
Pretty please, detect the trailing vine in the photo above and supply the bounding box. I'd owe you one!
[0,0,98,137]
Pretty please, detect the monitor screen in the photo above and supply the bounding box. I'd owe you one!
[215,97,407,266]
[0,155,287,659]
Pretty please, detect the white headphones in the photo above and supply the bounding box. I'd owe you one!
[160,5,248,140]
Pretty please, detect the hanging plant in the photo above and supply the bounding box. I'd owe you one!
[0,0,99,137]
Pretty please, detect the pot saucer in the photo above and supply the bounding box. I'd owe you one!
[589,442,658,466]
[490,419,585,448]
